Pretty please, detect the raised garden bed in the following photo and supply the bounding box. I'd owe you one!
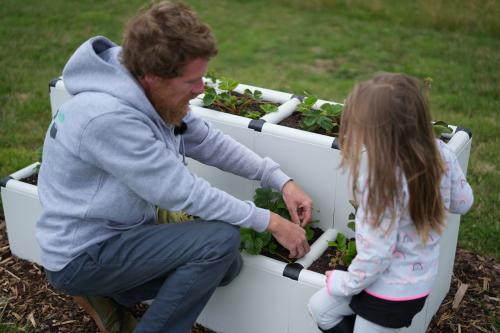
[7,77,470,333]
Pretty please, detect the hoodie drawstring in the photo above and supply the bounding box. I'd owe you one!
[181,135,187,166]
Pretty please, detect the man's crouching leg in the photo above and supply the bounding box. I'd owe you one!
[135,221,241,333]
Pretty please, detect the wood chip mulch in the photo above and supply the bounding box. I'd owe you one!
[0,219,497,332]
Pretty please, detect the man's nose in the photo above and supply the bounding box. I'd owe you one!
[192,79,205,95]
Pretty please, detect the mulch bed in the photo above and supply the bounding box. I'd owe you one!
[0,219,497,332]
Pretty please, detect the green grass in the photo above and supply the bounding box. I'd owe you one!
[0,0,498,259]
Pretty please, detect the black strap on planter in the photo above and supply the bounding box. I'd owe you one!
[48,77,60,92]
[283,262,304,280]
[248,119,266,132]
[0,176,13,188]
[291,94,305,102]
[331,138,340,150]
[456,126,472,139]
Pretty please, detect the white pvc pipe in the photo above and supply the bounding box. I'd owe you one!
[9,162,39,181]
[233,83,293,104]
[312,98,344,110]
[297,267,327,287]
[262,98,301,123]
[189,95,204,107]
[446,130,470,154]
[3,179,38,196]
[296,228,338,269]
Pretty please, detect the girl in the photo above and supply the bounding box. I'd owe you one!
[308,73,473,333]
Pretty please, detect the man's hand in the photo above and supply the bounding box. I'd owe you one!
[282,180,313,227]
[267,212,310,259]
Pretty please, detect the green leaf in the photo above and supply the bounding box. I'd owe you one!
[318,116,334,131]
[253,90,263,100]
[433,121,453,137]
[347,221,356,232]
[336,233,347,251]
[305,225,314,241]
[302,117,317,128]
[260,104,278,114]
[242,110,261,119]
[303,96,318,107]
[206,70,218,83]
[243,88,253,97]
[218,78,239,91]
[202,93,215,106]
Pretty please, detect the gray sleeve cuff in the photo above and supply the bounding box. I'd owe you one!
[267,168,292,192]
[251,206,271,232]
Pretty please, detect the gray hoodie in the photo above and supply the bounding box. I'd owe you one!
[36,36,290,271]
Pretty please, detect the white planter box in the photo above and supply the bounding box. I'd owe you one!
[1,162,42,264]
[7,78,471,332]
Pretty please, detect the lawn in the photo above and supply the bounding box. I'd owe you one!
[0,0,498,260]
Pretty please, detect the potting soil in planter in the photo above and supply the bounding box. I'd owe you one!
[205,90,279,119]
[278,111,338,137]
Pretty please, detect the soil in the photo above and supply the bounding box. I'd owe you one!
[261,226,323,264]
[308,246,348,274]
[19,174,37,186]
[208,91,279,118]
[0,219,497,332]
[277,111,339,137]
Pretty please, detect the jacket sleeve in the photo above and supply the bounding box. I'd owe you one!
[327,178,399,297]
[78,111,270,232]
[181,111,291,192]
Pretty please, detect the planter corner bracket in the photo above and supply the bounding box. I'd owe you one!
[283,262,304,280]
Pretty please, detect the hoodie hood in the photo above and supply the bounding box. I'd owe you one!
[62,36,162,123]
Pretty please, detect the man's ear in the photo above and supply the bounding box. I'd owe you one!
[139,74,159,90]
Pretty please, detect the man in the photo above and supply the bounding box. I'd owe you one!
[37,1,312,332]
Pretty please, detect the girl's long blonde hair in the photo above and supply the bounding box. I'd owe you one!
[339,73,445,243]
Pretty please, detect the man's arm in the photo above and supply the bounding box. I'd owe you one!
[183,112,314,226]
[182,112,290,191]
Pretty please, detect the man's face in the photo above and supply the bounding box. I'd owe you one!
[142,57,208,126]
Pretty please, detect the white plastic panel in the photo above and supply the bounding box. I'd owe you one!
[1,182,42,264]
[198,254,292,333]
[49,78,73,117]
[188,106,257,201]
[254,123,338,232]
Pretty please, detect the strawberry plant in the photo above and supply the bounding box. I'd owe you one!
[327,232,356,268]
[297,96,343,134]
[433,120,453,138]
[202,74,278,119]
[327,201,357,268]
[240,188,317,261]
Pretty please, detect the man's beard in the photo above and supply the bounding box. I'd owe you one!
[159,100,189,126]
[155,95,192,126]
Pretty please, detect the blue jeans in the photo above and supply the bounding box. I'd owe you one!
[46,220,242,333]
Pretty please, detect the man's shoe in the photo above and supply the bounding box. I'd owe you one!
[73,295,138,333]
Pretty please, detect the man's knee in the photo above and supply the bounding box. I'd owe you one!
[219,253,243,286]
[210,222,240,256]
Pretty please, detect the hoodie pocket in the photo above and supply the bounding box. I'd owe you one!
[86,175,149,225]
